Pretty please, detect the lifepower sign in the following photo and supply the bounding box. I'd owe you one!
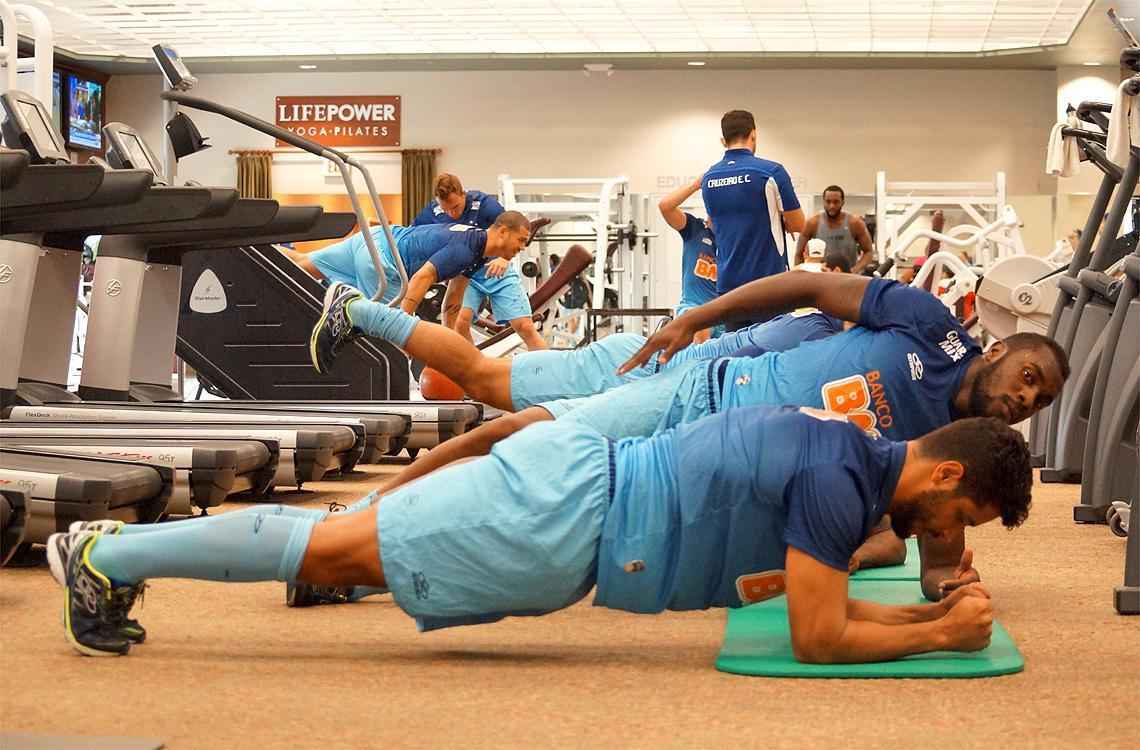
[275,96,401,148]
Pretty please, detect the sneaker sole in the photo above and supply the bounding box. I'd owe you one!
[310,284,341,375]
[46,533,70,587]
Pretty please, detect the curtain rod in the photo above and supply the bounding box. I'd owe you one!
[228,147,441,155]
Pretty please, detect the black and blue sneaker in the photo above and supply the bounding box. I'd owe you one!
[310,282,364,374]
[48,531,136,657]
[59,520,147,643]
[286,582,357,607]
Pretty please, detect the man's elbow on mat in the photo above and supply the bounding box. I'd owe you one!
[790,623,847,664]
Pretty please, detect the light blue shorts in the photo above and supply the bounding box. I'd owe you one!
[376,420,614,632]
[675,303,726,339]
[508,332,657,411]
[462,266,532,324]
[308,226,408,304]
[547,358,723,439]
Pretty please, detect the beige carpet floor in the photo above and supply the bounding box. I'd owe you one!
[2,463,1137,749]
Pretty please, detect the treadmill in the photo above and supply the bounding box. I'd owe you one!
[0,449,172,545]
[0,93,401,469]
[1,489,30,566]
[0,436,276,514]
[0,91,360,496]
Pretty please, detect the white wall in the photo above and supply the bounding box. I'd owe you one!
[1055,65,1123,196]
[108,67,1058,201]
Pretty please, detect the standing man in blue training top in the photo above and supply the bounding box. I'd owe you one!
[702,109,805,331]
[53,405,1024,659]
[414,173,547,350]
[658,177,720,344]
[286,211,531,316]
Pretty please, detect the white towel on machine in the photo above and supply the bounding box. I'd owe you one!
[1107,78,1140,169]
[1045,112,1083,177]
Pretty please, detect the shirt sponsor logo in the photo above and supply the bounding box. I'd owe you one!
[693,252,717,282]
[821,370,893,436]
[706,174,753,188]
[736,570,786,604]
[907,352,924,381]
[938,330,969,362]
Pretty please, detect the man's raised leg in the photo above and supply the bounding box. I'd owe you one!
[49,505,387,656]
[310,284,515,410]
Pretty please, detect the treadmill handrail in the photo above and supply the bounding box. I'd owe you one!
[158,89,407,304]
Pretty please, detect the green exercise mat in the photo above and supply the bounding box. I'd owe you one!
[716,579,1023,679]
[851,537,921,581]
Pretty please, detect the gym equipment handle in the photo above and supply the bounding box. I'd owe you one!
[160,91,348,162]
[1076,269,1122,303]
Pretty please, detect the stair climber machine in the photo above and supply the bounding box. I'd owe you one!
[148,45,482,457]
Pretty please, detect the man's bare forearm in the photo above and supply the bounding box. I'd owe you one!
[799,617,948,664]
[851,527,906,571]
[846,598,943,625]
[682,271,868,331]
[376,409,551,494]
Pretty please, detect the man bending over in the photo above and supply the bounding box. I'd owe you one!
[413,173,546,349]
[52,406,1026,660]
[285,211,531,315]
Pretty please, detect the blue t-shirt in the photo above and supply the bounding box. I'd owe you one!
[676,213,718,310]
[412,189,504,230]
[596,405,905,613]
[398,224,489,281]
[663,309,843,372]
[720,279,983,440]
[702,149,800,294]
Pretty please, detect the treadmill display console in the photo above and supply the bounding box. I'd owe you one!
[0,91,70,164]
[152,44,196,90]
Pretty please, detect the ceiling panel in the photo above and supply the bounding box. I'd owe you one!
[11,0,1094,60]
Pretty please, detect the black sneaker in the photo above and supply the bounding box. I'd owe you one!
[49,531,133,657]
[310,282,364,374]
[286,582,357,607]
[61,520,147,643]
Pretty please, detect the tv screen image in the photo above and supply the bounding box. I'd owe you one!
[67,75,103,150]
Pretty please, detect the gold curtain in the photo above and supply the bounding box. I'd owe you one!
[234,151,273,199]
[401,149,437,225]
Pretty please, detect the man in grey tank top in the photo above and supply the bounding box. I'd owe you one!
[795,185,874,272]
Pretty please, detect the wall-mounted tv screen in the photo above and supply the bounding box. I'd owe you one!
[52,71,63,135]
[67,74,103,150]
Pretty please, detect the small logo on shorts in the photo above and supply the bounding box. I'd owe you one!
[735,374,751,386]
[412,571,431,600]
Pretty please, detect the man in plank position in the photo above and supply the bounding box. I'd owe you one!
[52,405,1026,661]
[285,210,532,315]
[310,270,1067,600]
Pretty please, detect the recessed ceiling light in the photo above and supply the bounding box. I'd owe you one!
[1120,17,1135,22]
[1082,61,1102,66]
[688,60,706,66]
[299,64,318,70]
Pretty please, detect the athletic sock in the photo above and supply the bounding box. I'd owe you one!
[88,508,316,586]
[114,504,330,535]
[347,298,419,348]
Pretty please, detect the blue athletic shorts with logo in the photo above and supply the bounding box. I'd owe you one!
[308,226,410,304]
[508,332,655,411]
[462,266,532,324]
[376,420,614,632]
[675,303,726,339]
[547,358,724,439]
